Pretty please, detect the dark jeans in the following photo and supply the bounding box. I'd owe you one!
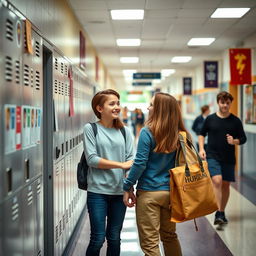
[86,192,126,256]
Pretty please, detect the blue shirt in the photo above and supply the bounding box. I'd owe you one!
[123,127,176,192]
[83,122,134,195]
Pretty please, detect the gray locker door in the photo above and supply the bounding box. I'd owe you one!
[22,183,35,256]
[0,3,23,201]
[2,193,23,256]
[33,177,44,256]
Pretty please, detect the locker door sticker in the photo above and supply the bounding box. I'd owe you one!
[16,106,22,150]
[22,106,31,148]
[4,105,16,154]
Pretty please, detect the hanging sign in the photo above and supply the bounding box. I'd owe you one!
[229,48,251,85]
[204,61,218,88]
[183,77,192,95]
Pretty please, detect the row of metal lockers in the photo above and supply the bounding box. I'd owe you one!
[0,3,95,256]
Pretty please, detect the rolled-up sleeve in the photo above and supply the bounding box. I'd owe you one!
[83,124,101,167]
[123,128,151,191]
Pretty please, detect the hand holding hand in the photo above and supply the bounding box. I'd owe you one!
[123,191,136,207]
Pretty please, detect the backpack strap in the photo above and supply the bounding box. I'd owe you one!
[90,123,98,137]
[120,127,126,143]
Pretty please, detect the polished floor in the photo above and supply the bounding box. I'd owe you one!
[70,176,256,256]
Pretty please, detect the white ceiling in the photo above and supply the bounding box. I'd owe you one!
[67,0,256,91]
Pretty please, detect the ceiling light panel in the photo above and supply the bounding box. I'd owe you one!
[171,56,192,63]
[111,10,144,20]
[117,39,141,46]
[120,57,139,63]
[161,69,176,76]
[211,8,250,18]
[187,38,215,46]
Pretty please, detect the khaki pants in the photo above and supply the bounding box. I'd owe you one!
[136,191,182,256]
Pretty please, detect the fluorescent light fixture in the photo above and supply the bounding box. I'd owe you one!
[187,38,215,46]
[120,57,139,63]
[117,39,141,46]
[123,69,137,77]
[171,56,192,63]
[211,8,250,18]
[161,69,176,77]
[111,10,144,20]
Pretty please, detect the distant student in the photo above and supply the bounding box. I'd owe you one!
[192,105,210,150]
[199,91,247,225]
[123,93,183,256]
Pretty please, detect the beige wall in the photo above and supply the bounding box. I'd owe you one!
[9,0,115,89]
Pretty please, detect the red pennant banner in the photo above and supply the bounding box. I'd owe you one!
[229,48,251,85]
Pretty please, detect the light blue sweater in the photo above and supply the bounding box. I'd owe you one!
[83,122,134,195]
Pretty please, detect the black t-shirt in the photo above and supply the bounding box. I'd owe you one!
[200,113,247,164]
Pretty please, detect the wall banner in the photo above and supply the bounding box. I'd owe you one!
[183,77,192,95]
[229,48,252,85]
[204,61,218,88]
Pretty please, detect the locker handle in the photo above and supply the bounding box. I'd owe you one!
[6,167,12,193]
[25,158,30,181]
[56,146,61,159]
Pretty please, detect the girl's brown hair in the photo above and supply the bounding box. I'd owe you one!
[146,92,188,153]
[91,89,124,129]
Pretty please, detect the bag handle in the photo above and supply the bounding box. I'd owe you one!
[178,132,205,177]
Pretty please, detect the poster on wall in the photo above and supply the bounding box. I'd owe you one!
[204,61,218,88]
[79,31,86,70]
[4,105,16,154]
[244,85,254,124]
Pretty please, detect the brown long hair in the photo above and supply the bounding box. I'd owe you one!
[146,92,188,153]
[91,89,124,129]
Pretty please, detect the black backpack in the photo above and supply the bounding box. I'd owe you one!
[77,123,126,190]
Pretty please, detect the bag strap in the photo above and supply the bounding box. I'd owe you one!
[90,123,98,137]
[178,132,205,177]
[120,127,126,143]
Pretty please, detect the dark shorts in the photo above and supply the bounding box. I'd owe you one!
[207,158,235,182]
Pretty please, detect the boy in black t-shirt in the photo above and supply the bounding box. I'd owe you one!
[199,91,246,225]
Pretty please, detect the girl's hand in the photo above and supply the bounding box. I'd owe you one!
[123,191,136,207]
[121,160,133,170]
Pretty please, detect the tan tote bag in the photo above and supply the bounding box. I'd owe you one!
[169,131,218,223]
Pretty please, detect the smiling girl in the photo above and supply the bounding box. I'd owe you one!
[83,89,134,256]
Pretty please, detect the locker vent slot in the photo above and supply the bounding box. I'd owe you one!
[54,58,58,71]
[66,209,69,223]
[36,181,41,194]
[15,60,20,84]
[27,190,33,205]
[37,250,42,256]
[35,71,40,90]
[61,62,64,74]
[12,202,19,221]
[35,41,40,57]
[5,56,12,82]
[62,215,65,230]
[30,68,34,87]
[54,80,58,94]
[65,65,68,76]
[6,19,14,41]
[55,225,59,243]
[59,220,62,236]
[58,82,64,95]
[24,64,30,86]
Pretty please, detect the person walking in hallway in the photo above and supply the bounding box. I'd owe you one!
[192,104,210,150]
[83,89,134,256]
[123,92,183,256]
[198,91,247,225]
